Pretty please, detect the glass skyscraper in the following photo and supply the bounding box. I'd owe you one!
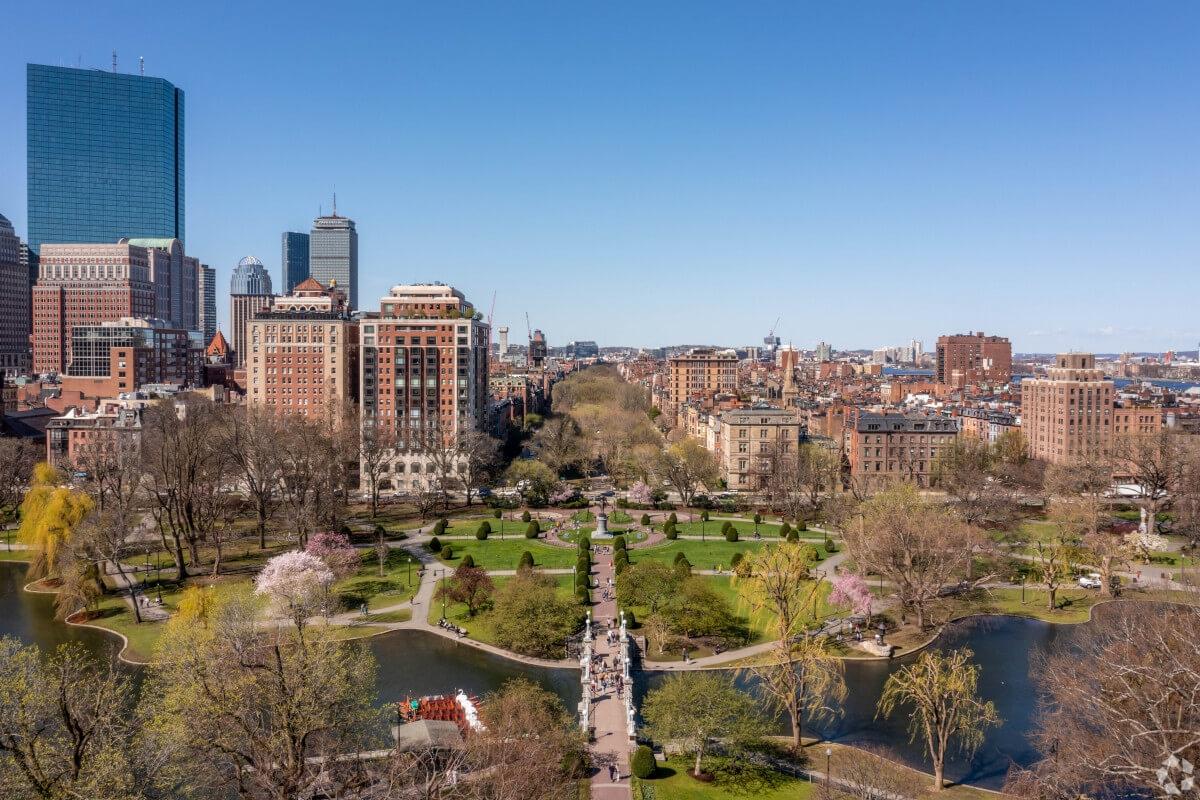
[310,213,358,310]
[230,256,273,295]
[26,64,184,254]
[281,231,310,293]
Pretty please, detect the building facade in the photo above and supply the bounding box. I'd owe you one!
[63,317,202,397]
[26,64,184,254]
[0,214,31,374]
[246,278,359,419]
[230,255,273,295]
[45,396,146,470]
[32,243,157,374]
[717,407,805,491]
[846,408,959,491]
[198,264,217,343]
[360,284,489,490]
[281,232,310,294]
[667,348,738,411]
[124,237,198,330]
[935,332,1012,387]
[310,214,358,310]
[1020,353,1113,464]
[230,293,274,369]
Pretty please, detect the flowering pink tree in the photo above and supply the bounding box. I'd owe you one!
[306,531,361,580]
[548,484,578,505]
[255,550,335,631]
[829,573,873,619]
[628,481,653,506]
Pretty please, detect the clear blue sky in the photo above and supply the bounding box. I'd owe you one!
[1,1,1197,353]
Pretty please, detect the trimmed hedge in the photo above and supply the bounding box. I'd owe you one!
[525,521,540,539]
[724,527,739,543]
[428,536,442,552]
[664,521,678,540]
[825,537,837,553]
[667,512,678,525]
[779,522,792,539]
[432,519,447,536]
[575,584,590,604]
[441,545,454,560]
[461,554,475,568]
[612,535,627,551]
[475,521,490,540]
[518,551,535,569]
[786,529,799,543]
[640,513,651,526]
[521,510,532,523]
[631,745,656,779]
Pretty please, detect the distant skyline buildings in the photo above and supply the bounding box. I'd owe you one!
[281,231,310,294]
[309,211,357,310]
[230,255,273,296]
[198,264,217,344]
[0,213,30,373]
[26,64,184,254]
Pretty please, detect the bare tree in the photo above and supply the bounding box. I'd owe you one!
[359,419,396,519]
[825,746,926,800]
[529,414,587,476]
[1114,430,1191,537]
[276,415,329,547]
[1010,604,1200,799]
[654,438,718,507]
[0,437,37,520]
[935,438,1018,527]
[222,406,282,548]
[457,429,501,506]
[75,440,147,622]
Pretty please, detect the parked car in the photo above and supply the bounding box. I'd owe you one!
[1077,573,1103,590]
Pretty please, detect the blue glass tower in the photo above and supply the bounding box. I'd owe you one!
[281,231,310,293]
[26,64,184,254]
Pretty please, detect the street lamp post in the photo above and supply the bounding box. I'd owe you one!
[825,747,832,789]
[439,569,446,620]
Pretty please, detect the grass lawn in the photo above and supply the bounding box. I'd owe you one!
[332,549,421,612]
[946,586,1103,624]
[630,540,827,571]
[363,608,412,623]
[674,521,828,541]
[561,526,647,544]
[426,573,576,646]
[434,539,579,570]
[0,548,31,562]
[84,586,185,662]
[634,757,815,800]
[320,624,392,641]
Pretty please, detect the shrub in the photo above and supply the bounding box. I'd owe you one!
[521,510,532,523]
[461,554,475,568]
[668,512,678,525]
[753,512,762,525]
[664,521,677,540]
[631,745,656,779]
[613,550,628,569]
[825,537,837,553]
[700,510,710,522]
[730,552,744,570]
[577,557,591,576]
[493,508,502,520]
[674,556,692,575]
[673,551,689,565]
[786,529,799,543]
[529,519,541,534]
[724,527,739,543]
[518,551,535,569]
[441,545,454,560]
[577,536,591,552]
[428,536,442,552]
[525,521,539,539]
[779,522,792,539]
[721,521,734,537]
[475,522,489,540]
[800,543,820,563]
[796,520,807,531]
[575,584,590,605]
[615,559,628,575]
[374,523,387,538]
[612,535,627,551]
[640,513,651,526]
[621,608,636,628]
[432,519,447,536]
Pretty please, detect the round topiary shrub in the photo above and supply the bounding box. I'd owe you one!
[525,521,539,539]
[612,534,626,551]
[664,521,678,540]
[613,551,628,570]
[615,558,628,575]
[493,508,503,520]
[441,545,454,560]
[724,527,739,543]
[631,745,656,779]
[730,552,744,570]
[753,512,762,525]
[432,519,447,536]
[640,513,651,525]
[577,558,591,577]
[721,521,734,536]
[461,554,475,568]
[673,551,689,565]
[521,510,532,523]
[428,535,442,552]
[700,510,710,522]
[796,520,807,531]
[786,529,799,543]
[674,556,692,575]
[668,512,678,525]
[518,551,535,569]
[475,522,490,540]
[779,522,792,539]
[577,535,591,551]
[825,537,837,553]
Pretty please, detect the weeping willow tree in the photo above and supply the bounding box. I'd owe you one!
[18,463,94,580]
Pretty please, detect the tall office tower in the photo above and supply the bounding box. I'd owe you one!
[230,256,274,367]
[121,237,199,329]
[198,264,217,343]
[935,331,1012,386]
[815,341,832,362]
[310,211,358,310]
[1021,353,1113,465]
[281,232,310,293]
[231,255,273,295]
[32,243,156,374]
[498,326,509,357]
[0,214,31,374]
[26,64,184,254]
[360,284,489,489]
[246,278,359,420]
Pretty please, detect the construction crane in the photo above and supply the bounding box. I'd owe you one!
[486,291,497,351]
[763,316,782,359]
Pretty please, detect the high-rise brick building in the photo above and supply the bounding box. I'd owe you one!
[0,214,31,374]
[935,332,1012,387]
[32,243,156,374]
[246,278,358,419]
[360,283,489,490]
[1020,353,1113,464]
[667,348,738,413]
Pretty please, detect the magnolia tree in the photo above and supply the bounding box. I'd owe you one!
[306,531,361,579]
[1125,530,1170,564]
[548,484,578,505]
[829,573,874,619]
[628,481,653,506]
[255,550,334,631]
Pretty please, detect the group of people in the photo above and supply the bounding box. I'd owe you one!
[587,651,626,699]
[437,617,468,638]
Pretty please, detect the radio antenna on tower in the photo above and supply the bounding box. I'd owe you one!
[112,51,118,72]
[139,56,144,76]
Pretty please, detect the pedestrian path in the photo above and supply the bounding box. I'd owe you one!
[586,550,633,800]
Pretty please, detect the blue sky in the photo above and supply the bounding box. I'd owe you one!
[1,1,1197,352]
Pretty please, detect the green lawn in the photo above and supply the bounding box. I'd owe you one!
[434,539,578,570]
[561,526,646,544]
[630,540,827,571]
[0,548,31,562]
[427,573,576,645]
[332,549,421,612]
[634,757,814,800]
[947,586,1103,624]
[85,586,185,663]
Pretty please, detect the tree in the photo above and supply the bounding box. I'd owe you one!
[144,599,376,800]
[0,437,37,521]
[456,429,501,506]
[436,562,495,617]
[763,442,839,520]
[1114,430,1191,537]
[661,576,743,641]
[18,463,94,580]
[828,573,873,619]
[1045,453,1115,540]
[0,638,164,800]
[823,746,925,800]
[615,560,681,614]
[254,550,335,632]
[738,544,843,749]
[275,414,336,547]
[505,459,557,505]
[628,481,653,506]
[843,483,981,629]
[642,672,763,778]
[222,406,283,547]
[529,414,587,476]
[1030,533,1076,611]
[74,450,146,623]
[358,418,397,519]
[491,570,582,658]
[1008,604,1200,799]
[306,531,361,580]
[935,438,1015,526]
[877,648,999,792]
[654,438,717,507]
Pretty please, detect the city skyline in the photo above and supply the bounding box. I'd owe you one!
[1,2,1198,350]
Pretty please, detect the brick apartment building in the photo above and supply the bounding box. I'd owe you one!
[717,406,805,491]
[359,283,490,491]
[45,395,148,469]
[846,408,959,491]
[60,317,203,399]
[667,348,738,416]
[955,407,1020,444]
[246,278,359,420]
[1020,353,1113,464]
[936,332,1012,387]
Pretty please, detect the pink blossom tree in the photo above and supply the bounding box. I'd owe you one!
[628,481,653,506]
[306,531,361,580]
[829,573,874,620]
[255,550,335,631]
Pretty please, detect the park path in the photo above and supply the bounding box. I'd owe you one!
[587,549,633,800]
